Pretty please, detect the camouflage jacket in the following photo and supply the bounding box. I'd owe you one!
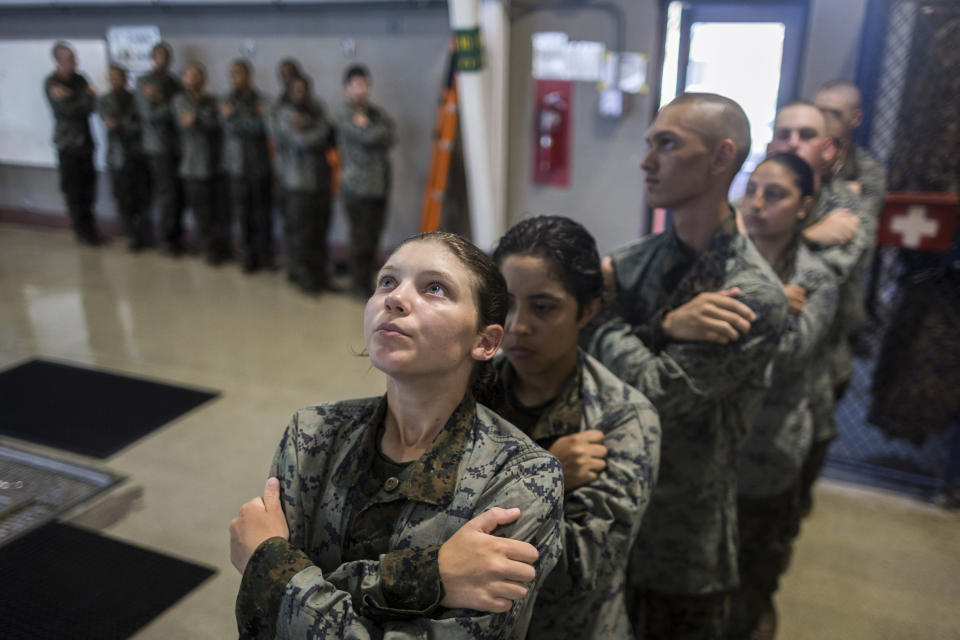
[44,71,94,153]
[587,212,788,594]
[172,91,221,180]
[490,351,661,639]
[221,89,272,179]
[335,102,395,198]
[98,88,143,171]
[235,394,564,639]
[268,93,293,177]
[806,179,877,419]
[135,70,182,156]
[273,102,334,193]
[739,241,838,497]
[837,144,887,220]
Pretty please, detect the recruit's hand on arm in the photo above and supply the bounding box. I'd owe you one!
[229,477,290,574]
[548,430,607,491]
[438,507,539,613]
[661,288,756,344]
[49,85,73,100]
[291,113,308,131]
[600,256,617,302]
[179,110,196,128]
[803,208,859,246]
[143,84,160,102]
[783,285,807,316]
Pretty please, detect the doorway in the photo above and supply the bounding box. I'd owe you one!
[659,1,809,198]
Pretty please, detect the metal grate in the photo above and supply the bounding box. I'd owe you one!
[0,445,121,546]
[824,0,960,503]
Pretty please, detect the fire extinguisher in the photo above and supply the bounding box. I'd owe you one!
[537,91,567,175]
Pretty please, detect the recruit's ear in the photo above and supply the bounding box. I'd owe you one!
[473,324,504,362]
[577,297,602,329]
[711,138,738,176]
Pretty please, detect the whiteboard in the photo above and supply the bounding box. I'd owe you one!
[0,39,109,169]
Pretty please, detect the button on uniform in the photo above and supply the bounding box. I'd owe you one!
[383,476,400,492]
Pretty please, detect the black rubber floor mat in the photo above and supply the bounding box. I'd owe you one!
[0,359,219,458]
[0,522,216,639]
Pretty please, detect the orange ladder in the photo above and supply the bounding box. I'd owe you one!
[419,49,459,233]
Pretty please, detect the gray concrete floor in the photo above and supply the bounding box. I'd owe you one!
[2,224,958,639]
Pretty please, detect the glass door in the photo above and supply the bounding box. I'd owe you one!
[660,1,809,197]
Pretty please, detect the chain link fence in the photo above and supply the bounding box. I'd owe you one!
[824,0,960,502]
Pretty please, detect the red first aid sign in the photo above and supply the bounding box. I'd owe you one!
[878,192,959,252]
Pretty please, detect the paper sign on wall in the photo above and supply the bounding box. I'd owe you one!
[532,32,605,82]
[106,25,161,85]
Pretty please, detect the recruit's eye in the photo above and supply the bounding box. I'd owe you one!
[426,282,447,297]
[377,275,397,289]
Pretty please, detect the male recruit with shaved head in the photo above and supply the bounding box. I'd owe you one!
[45,41,101,244]
[767,101,874,516]
[586,93,787,639]
[815,80,886,219]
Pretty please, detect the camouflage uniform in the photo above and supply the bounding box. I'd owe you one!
[489,351,661,639]
[223,89,274,271]
[800,180,874,515]
[728,241,838,639]
[335,102,395,293]
[837,144,887,220]
[44,70,99,243]
[586,213,788,640]
[274,101,335,291]
[173,91,229,263]
[98,87,151,247]
[235,394,564,639]
[136,69,184,251]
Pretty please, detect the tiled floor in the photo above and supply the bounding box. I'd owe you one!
[2,224,958,639]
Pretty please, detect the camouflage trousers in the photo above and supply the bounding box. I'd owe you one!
[110,156,152,247]
[726,486,801,639]
[58,149,99,243]
[628,588,730,640]
[183,177,231,264]
[231,175,274,271]
[342,193,387,295]
[285,189,332,292]
[148,153,185,251]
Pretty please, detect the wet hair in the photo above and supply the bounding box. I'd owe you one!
[667,92,752,174]
[392,231,508,403]
[343,64,370,85]
[757,152,816,199]
[51,41,73,60]
[492,215,602,318]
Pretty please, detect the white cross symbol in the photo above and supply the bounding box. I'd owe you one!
[890,205,939,248]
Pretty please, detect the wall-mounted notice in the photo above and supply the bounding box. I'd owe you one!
[532,32,605,83]
[602,51,649,94]
[106,25,161,84]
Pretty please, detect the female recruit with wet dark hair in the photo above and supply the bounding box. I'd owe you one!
[230,231,564,639]
[490,216,661,639]
[729,153,838,638]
